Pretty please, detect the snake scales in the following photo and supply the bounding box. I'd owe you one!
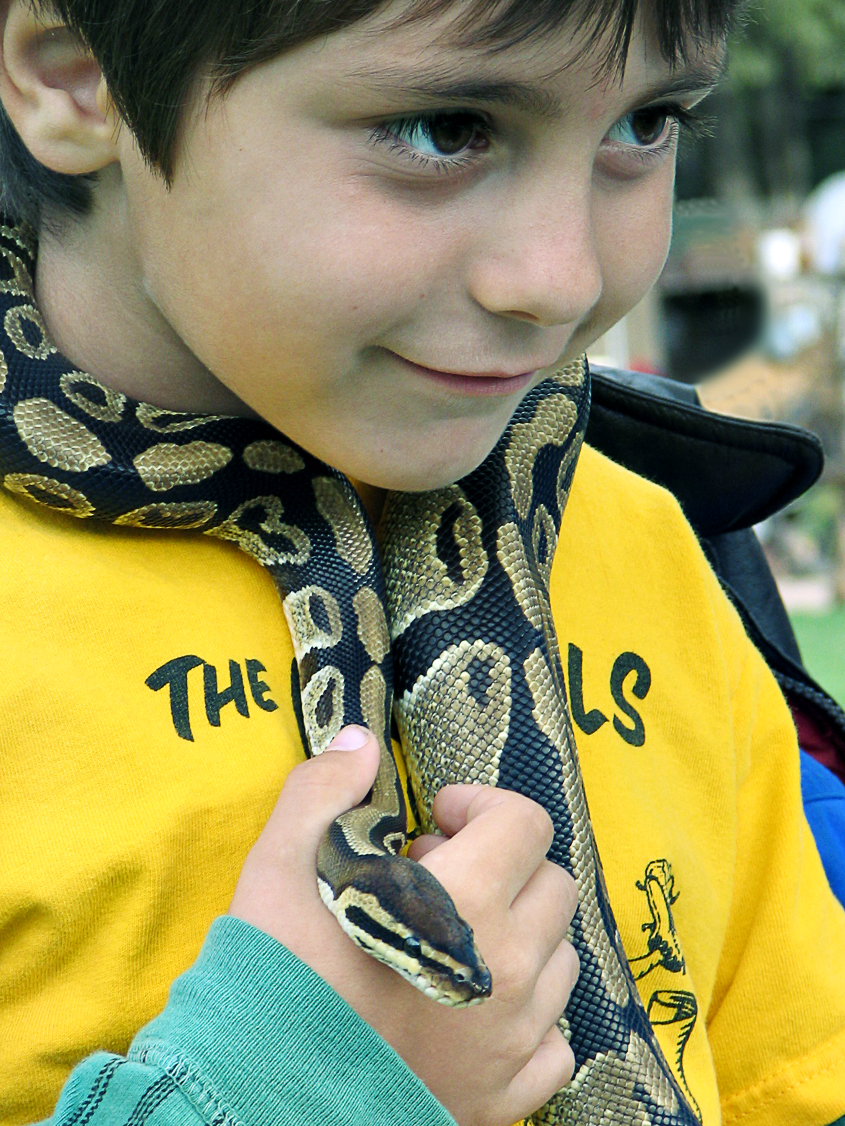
[0,221,699,1124]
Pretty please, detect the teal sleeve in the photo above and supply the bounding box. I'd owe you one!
[45,916,457,1126]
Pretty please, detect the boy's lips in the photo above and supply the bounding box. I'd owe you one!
[391,353,544,396]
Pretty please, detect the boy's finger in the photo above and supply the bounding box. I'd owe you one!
[405,834,447,861]
[510,860,578,963]
[503,1026,575,1125]
[531,939,580,1033]
[433,784,553,847]
[429,782,492,836]
[425,786,555,907]
[250,726,381,877]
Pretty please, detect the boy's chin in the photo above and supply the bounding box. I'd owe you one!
[350,448,494,494]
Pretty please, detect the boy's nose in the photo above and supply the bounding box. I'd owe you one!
[466,180,603,329]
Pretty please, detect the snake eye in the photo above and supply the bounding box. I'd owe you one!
[404,937,422,956]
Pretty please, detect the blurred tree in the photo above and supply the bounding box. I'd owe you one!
[676,0,845,203]
[729,0,845,91]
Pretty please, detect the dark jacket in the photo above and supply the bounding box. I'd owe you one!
[587,364,845,783]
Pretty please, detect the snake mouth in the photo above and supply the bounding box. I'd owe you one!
[431,935,492,1005]
[453,962,494,1006]
[395,948,492,1008]
[393,931,493,1008]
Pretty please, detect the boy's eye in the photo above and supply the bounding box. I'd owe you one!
[381,111,491,158]
[606,107,673,148]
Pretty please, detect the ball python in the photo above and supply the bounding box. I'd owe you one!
[0,221,699,1124]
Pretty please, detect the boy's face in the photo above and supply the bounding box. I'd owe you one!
[109,1,722,491]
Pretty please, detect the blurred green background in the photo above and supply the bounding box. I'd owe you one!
[791,606,845,708]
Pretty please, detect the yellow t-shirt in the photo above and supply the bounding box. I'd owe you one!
[1,444,844,1125]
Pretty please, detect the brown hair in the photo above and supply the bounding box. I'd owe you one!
[1,0,745,227]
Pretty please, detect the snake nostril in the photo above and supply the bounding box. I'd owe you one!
[474,967,493,995]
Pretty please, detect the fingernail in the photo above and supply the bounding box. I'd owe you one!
[331,725,370,751]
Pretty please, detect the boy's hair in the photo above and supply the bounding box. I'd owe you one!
[2,0,744,229]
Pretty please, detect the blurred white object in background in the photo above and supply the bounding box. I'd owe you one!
[803,172,845,276]
[766,303,824,359]
[759,228,803,281]
[587,316,630,370]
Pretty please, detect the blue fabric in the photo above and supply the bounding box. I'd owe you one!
[801,751,845,907]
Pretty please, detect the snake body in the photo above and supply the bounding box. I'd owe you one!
[0,222,699,1123]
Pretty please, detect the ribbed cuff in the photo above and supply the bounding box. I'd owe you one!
[131,916,456,1126]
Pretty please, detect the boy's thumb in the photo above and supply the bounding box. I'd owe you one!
[252,725,382,874]
[229,726,382,938]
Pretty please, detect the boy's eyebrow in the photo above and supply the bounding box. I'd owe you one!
[345,56,727,118]
[631,55,728,107]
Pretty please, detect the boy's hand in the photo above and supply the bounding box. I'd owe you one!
[229,726,579,1126]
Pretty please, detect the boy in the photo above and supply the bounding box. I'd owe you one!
[0,1,843,1124]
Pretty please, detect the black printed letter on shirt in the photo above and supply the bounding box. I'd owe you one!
[146,655,204,742]
[246,659,278,712]
[610,652,652,747]
[567,644,609,735]
[204,660,250,727]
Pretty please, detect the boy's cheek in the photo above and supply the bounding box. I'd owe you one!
[584,188,675,342]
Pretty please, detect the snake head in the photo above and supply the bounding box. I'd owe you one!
[317,850,492,1007]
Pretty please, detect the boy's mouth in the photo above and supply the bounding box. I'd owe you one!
[390,353,540,396]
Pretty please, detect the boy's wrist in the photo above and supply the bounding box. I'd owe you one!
[131,915,456,1126]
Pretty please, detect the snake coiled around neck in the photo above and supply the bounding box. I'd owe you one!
[0,221,699,1124]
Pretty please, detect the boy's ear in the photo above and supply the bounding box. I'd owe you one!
[0,0,118,175]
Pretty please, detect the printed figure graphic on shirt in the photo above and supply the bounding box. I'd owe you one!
[631,858,685,979]
[631,859,701,1121]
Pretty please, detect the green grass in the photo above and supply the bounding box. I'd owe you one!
[790,605,845,709]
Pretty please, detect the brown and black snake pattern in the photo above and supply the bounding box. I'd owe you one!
[0,222,699,1124]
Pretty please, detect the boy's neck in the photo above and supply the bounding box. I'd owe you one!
[353,480,387,527]
[33,186,255,418]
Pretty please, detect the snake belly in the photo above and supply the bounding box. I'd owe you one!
[380,357,701,1125]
